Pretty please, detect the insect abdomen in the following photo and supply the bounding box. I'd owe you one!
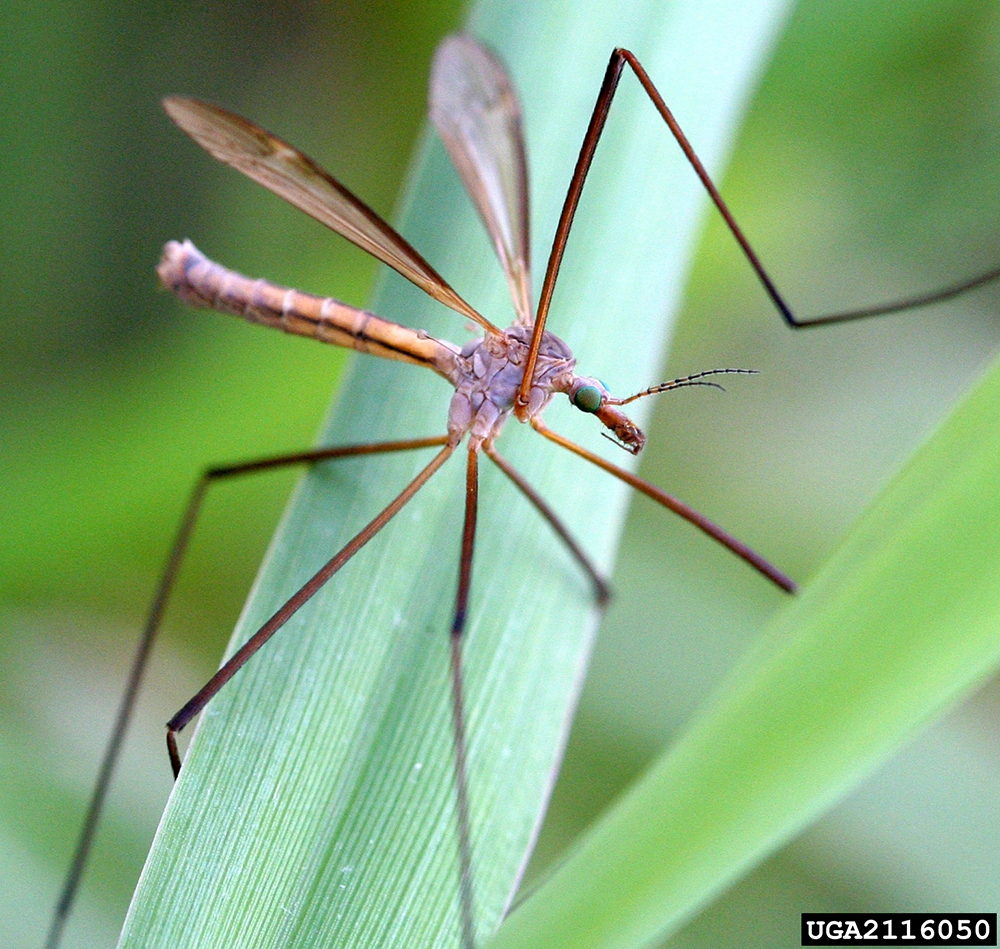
[158,240,459,378]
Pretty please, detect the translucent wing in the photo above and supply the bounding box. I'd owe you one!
[430,34,533,325]
[163,96,498,334]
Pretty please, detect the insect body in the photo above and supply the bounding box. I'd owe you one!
[157,239,640,455]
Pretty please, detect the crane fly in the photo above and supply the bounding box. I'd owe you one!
[47,31,1000,949]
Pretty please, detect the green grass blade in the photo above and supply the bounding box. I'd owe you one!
[489,354,1000,949]
[116,1,792,947]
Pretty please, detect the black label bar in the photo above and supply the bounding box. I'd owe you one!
[801,914,996,946]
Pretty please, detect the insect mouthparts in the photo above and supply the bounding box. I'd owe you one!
[597,404,646,454]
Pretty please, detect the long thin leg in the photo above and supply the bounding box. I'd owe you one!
[45,434,449,949]
[450,447,480,949]
[532,419,796,594]
[484,444,610,604]
[612,49,1000,329]
[516,46,1000,416]
[166,441,456,773]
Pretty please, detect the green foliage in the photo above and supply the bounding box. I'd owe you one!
[5,1,1000,948]
[492,355,1000,948]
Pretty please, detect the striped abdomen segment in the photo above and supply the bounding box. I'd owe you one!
[158,240,460,380]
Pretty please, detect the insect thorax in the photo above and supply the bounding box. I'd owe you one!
[447,324,576,446]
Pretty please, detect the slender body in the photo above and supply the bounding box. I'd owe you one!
[159,239,461,376]
[157,238,626,454]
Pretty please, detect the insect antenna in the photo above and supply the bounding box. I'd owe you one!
[610,368,759,406]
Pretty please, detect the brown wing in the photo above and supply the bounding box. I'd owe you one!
[430,34,533,325]
[163,96,499,334]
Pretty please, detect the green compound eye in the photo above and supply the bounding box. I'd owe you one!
[573,384,603,413]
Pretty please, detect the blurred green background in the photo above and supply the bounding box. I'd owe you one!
[3,1,999,947]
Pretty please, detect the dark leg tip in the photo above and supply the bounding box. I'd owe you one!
[167,730,182,779]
